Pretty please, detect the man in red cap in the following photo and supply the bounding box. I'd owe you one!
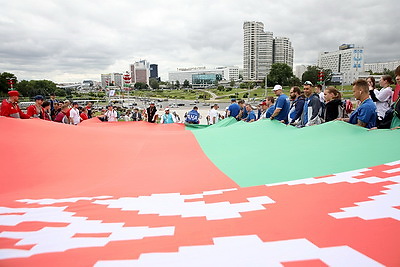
[0,91,30,119]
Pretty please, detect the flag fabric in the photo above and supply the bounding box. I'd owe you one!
[0,117,399,266]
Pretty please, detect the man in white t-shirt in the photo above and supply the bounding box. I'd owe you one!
[69,102,81,125]
[208,104,220,125]
[104,105,118,122]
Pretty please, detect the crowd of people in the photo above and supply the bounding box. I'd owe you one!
[223,65,400,130]
[1,66,400,130]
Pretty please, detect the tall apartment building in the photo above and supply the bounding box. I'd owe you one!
[130,60,150,85]
[243,21,273,81]
[243,21,293,81]
[273,37,294,69]
[317,44,364,85]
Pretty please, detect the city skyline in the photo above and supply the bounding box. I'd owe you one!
[1,0,399,83]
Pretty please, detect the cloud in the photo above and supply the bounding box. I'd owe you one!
[0,0,399,82]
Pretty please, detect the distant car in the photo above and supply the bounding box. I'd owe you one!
[194,100,199,103]
[177,103,185,106]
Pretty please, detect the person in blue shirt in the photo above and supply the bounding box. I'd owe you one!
[160,108,176,124]
[265,97,275,119]
[300,81,322,127]
[227,98,240,119]
[243,104,256,122]
[237,99,248,120]
[340,79,377,129]
[185,106,200,124]
[270,85,290,123]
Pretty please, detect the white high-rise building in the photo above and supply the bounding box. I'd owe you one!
[273,37,294,69]
[243,21,294,81]
[243,21,273,81]
[318,44,364,85]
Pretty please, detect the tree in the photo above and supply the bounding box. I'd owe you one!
[55,89,66,97]
[15,79,57,97]
[183,80,190,88]
[175,80,180,89]
[0,72,18,95]
[149,78,159,89]
[302,66,320,85]
[267,63,294,86]
[230,79,235,87]
[134,82,148,89]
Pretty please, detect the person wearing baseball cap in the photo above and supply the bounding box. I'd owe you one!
[270,85,290,123]
[26,95,45,118]
[0,91,30,119]
[160,107,176,124]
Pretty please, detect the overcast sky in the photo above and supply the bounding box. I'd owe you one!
[1,0,398,83]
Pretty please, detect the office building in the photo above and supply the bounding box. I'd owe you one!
[150,64,159,80]
[130,60,150,85]
[317,44,364,85]
[168,66,239,87]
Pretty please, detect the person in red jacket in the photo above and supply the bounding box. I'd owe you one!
[0,90,30,119]
[26,95,45,118]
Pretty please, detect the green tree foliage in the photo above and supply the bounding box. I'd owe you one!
[134,82,149,89]
[183,79,190,88]
[175,80,180,89]
[55,89,67,96]
[229,80,235,87]
[149,78,160,89]
[301,66,332,85]
[267,63,294,86]
[0,72,18,95]
[15,79,57,97]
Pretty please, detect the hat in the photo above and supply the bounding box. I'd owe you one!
[34,95,44,101]
[273,85,282,91]
[304,81,313,86]
[150,101,155,105]
[165,108,170,111]
[8,90,20,97]
[231,98,236,102]
[260,101,267,106]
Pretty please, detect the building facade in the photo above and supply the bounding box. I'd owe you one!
[273,37,294,69]
[150,64,159,80]
[243,21,294,81]
[317,44,364,85]
[243,21,273,81]
[130,60,150,85]
[168,66,239,87]
[364,60,400,74]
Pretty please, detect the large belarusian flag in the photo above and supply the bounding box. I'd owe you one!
[1,117,399,266]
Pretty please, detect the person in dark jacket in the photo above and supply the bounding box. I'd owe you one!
[324,87,344,122]
[288,86,305,125]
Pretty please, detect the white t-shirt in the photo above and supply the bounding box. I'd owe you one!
[70,108,81,125]
[208,109,219,124]
[374,87,392,118]
[105,110,118,122]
